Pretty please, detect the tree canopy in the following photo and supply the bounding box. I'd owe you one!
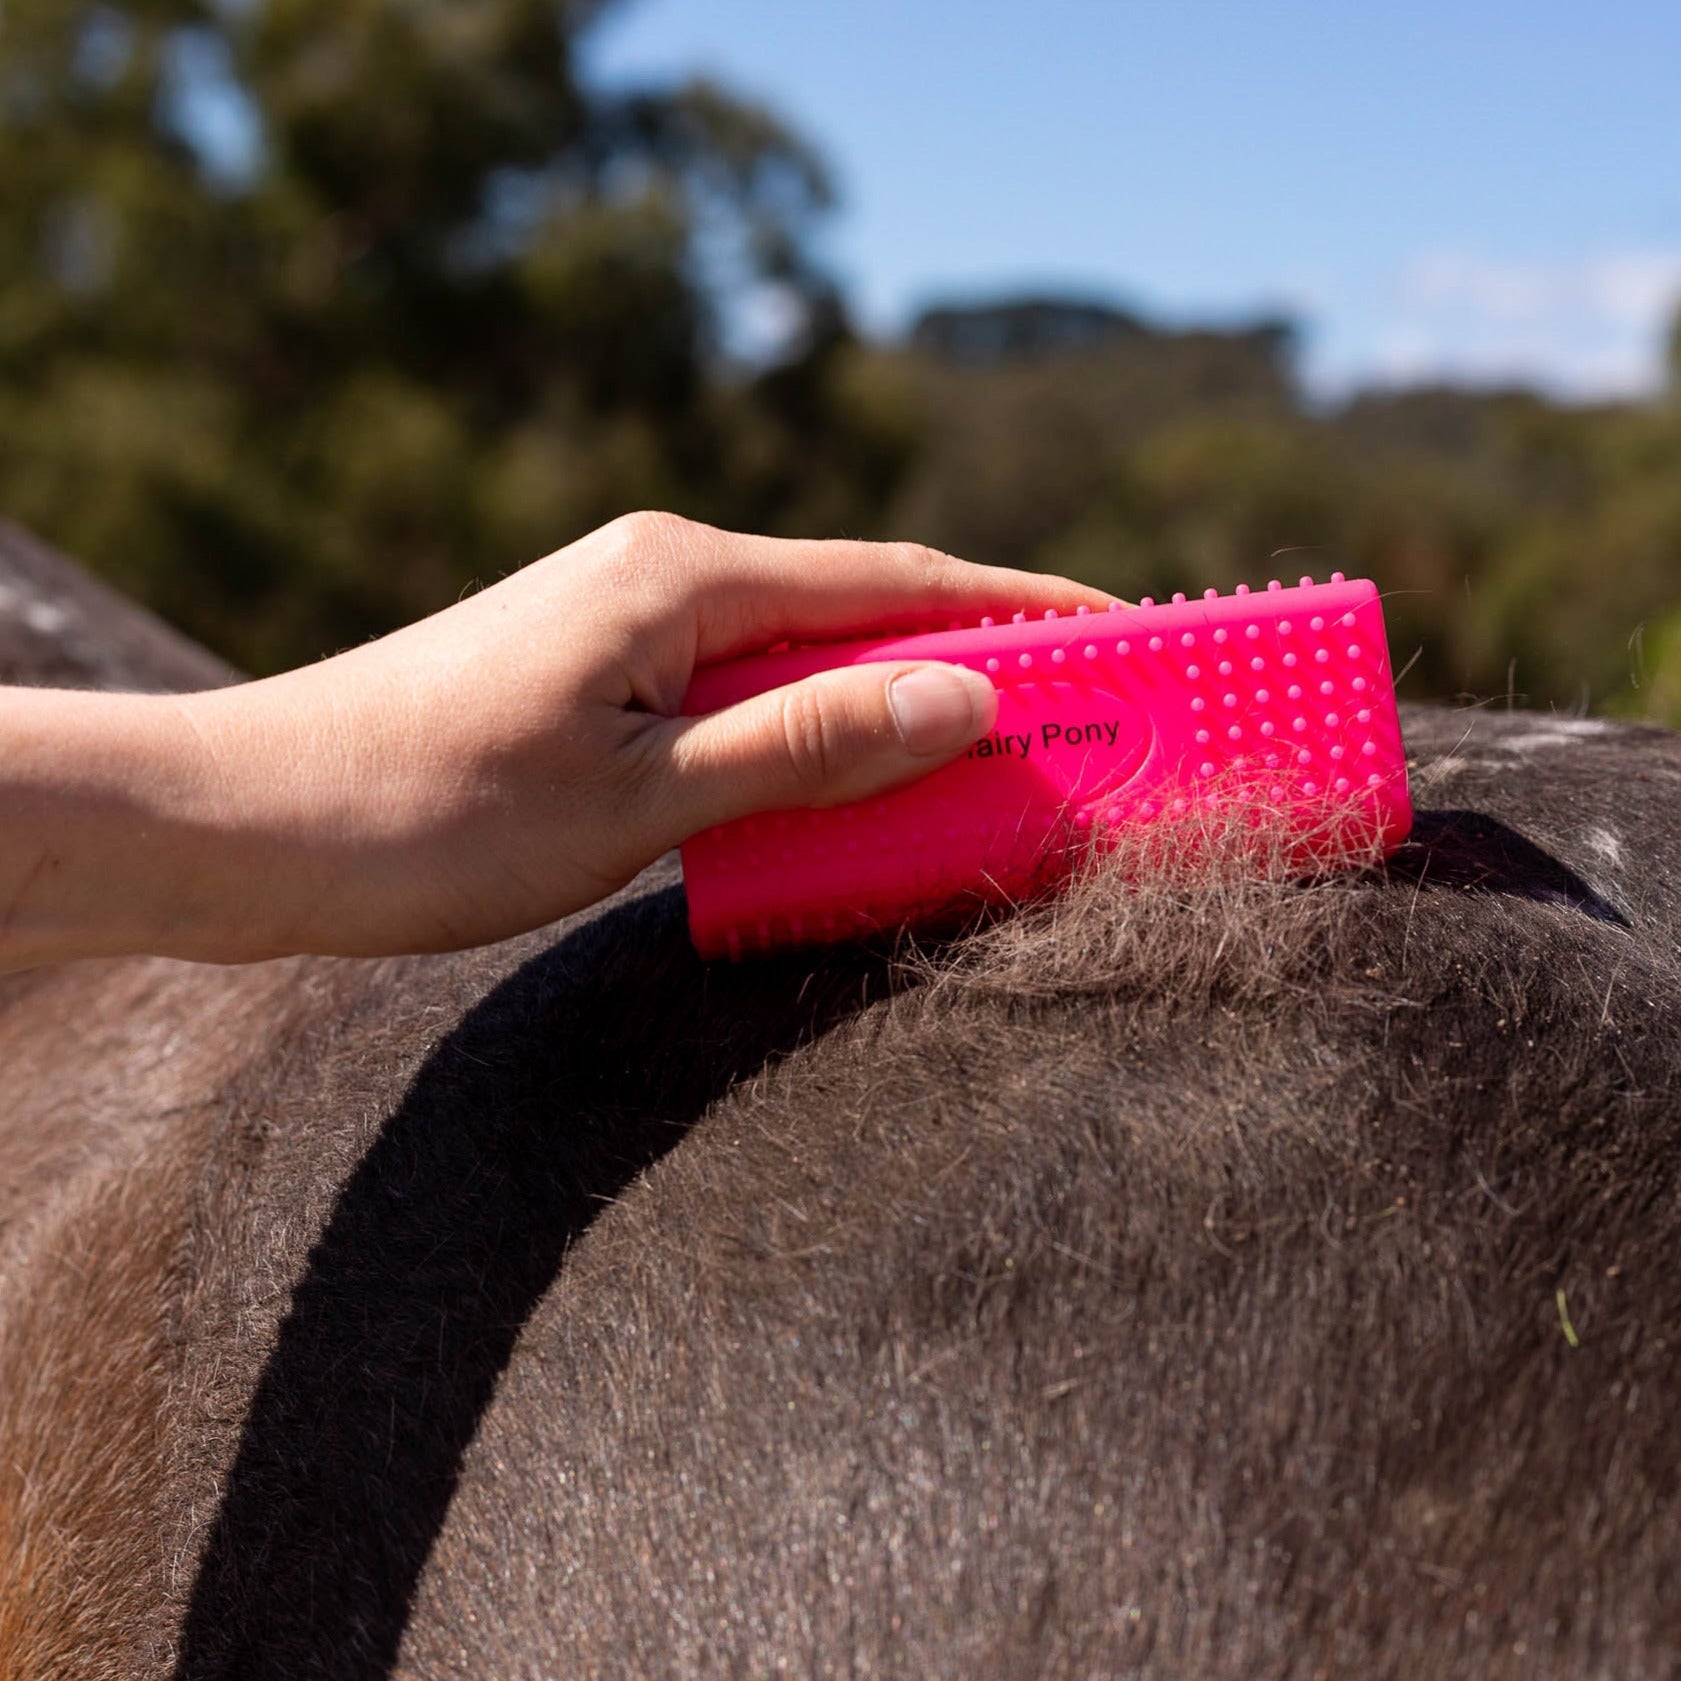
[0,0,902,668]
[3,0,1681,718]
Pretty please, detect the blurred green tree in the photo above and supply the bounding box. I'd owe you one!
[873,300,1681,716]
[4,4,1680,714]
[0,0,902,669]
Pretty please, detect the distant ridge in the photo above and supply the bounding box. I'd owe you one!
[909,296,1146,364]
[908,294,1295,371]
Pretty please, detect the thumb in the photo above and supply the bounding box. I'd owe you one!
[649,660,998,839]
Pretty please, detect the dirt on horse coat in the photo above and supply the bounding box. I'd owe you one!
[1,523,1678,1680]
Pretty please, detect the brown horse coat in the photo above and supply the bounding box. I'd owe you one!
[1,523,1677,1679]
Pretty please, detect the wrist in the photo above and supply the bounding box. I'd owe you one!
[159,678,380,965]
[171,667,475,963]
[0,688,250,969]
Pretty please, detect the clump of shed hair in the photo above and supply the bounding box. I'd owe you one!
[909,797,1392,1014]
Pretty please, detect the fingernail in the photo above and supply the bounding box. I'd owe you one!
[887,665,996,757]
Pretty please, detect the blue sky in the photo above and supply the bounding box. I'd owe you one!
[582,0,1681,400]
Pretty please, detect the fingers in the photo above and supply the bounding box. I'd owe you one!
[594,511,1118,665]
[635,660,998,841]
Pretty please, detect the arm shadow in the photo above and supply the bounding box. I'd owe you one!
[173,878,891,1679]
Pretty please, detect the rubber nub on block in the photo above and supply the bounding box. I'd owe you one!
[680,576,1411,958]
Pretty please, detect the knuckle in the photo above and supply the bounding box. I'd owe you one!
[593,509,695,588]
[887,540,958,590]
[777,683,843,796]
[617,508,693,549]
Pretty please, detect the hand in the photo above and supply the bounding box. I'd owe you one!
[0,513,1114,967]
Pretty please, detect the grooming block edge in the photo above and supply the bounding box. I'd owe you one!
[680,575,1412,959]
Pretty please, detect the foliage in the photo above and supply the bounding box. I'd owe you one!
[2,0,1680,719]
[0,0,902,669]
[877,326,1681,715]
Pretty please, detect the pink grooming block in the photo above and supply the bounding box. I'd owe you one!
[680,575,1412,960]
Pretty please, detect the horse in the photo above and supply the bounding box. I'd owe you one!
[2,516,1678,1679]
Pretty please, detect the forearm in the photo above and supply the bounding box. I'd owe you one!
[0,670,530,972]
[0,687,250,971]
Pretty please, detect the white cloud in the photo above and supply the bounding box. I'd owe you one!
[1589,253,1681,325]
[1356,249,1681,401]
[1404,253,1559,322]
[1402,251,1681,332]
